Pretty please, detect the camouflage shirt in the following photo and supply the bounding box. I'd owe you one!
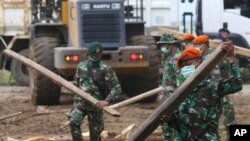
[205,48,231,82]
[174,62,243,141]
[73,60,122,110]
[161,49,181,97]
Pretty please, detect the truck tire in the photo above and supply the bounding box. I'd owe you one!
[125,35,160,102]
[10,49,29,86]
[29,37,61,105]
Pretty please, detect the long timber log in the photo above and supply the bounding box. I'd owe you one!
[3,49,121,117]
[126,43,227,141]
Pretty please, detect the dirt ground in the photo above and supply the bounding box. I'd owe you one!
[0,85,250,141]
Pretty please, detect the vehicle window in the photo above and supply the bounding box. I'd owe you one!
[224,0,250,18]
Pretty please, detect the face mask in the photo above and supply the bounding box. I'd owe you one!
[89,56,101,62]
[161,47,170,55]
[88,56,101,67]
[181,65,196,78]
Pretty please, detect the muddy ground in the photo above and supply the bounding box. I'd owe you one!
[0,85,250,141]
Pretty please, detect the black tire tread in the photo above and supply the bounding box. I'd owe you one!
[10,49,29,86]
[29,37,61,105]
[126,35,160,101]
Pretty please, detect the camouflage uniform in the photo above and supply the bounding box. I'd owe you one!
[161,51,181,141]
[173,61,242,141]
[69,43,122,141]
[206,49,236,140]
[161,51,181,98]
[159,33,181,141]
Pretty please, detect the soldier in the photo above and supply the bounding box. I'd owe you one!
[68,42,122,141]
[193,34,236,140]
[158,33,181,141]
[160,33,181,100]
[45,0,55,23]
[218,28,236,140]
[181,33,195,50]
[157,33,173,62]
[218,28,231,41]
[31,0,40,24]
[173,45,242,140]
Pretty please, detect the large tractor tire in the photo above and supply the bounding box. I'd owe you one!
[29,37,61,105]
[123,35,160,102]
[10,49,29,86]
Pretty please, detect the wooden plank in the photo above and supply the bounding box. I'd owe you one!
[3,49,120,117]
[158,27,250,58]
[126,44,227,141]
[110,87,163,109]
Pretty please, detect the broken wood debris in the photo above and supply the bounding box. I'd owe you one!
[0,111,22,121]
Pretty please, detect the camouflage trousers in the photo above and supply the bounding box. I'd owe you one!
[222,96,235,127]
[221,96,235,140]
[161,122,175,141]
[69,102,104,141]
[174,122,220,141]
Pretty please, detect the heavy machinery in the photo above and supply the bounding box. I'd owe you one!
[0,0,30,86]
[3,0,158,105]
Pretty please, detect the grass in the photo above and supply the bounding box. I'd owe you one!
[0,69,15,85]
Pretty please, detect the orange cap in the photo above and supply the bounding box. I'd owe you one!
[177,48,201,67]
[193,35,209,45]
[182,33,195,41]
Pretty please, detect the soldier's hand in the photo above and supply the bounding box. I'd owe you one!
[159,114,171,124]
[96,100,109,109]
[220,41,236,63]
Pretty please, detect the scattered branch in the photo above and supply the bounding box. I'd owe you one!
[0,112,22,121]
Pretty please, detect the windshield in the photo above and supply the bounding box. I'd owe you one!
[224,0,250,18]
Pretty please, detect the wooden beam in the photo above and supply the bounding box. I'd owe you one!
[110,87,163,109]
[158,27,250,58]
[126,44,227,141]
[3,49,120,117]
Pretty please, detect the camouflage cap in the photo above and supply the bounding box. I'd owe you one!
[87,42,103,55]
[157,33,178,44]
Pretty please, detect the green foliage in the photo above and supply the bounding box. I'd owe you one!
[0,70,15,85]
